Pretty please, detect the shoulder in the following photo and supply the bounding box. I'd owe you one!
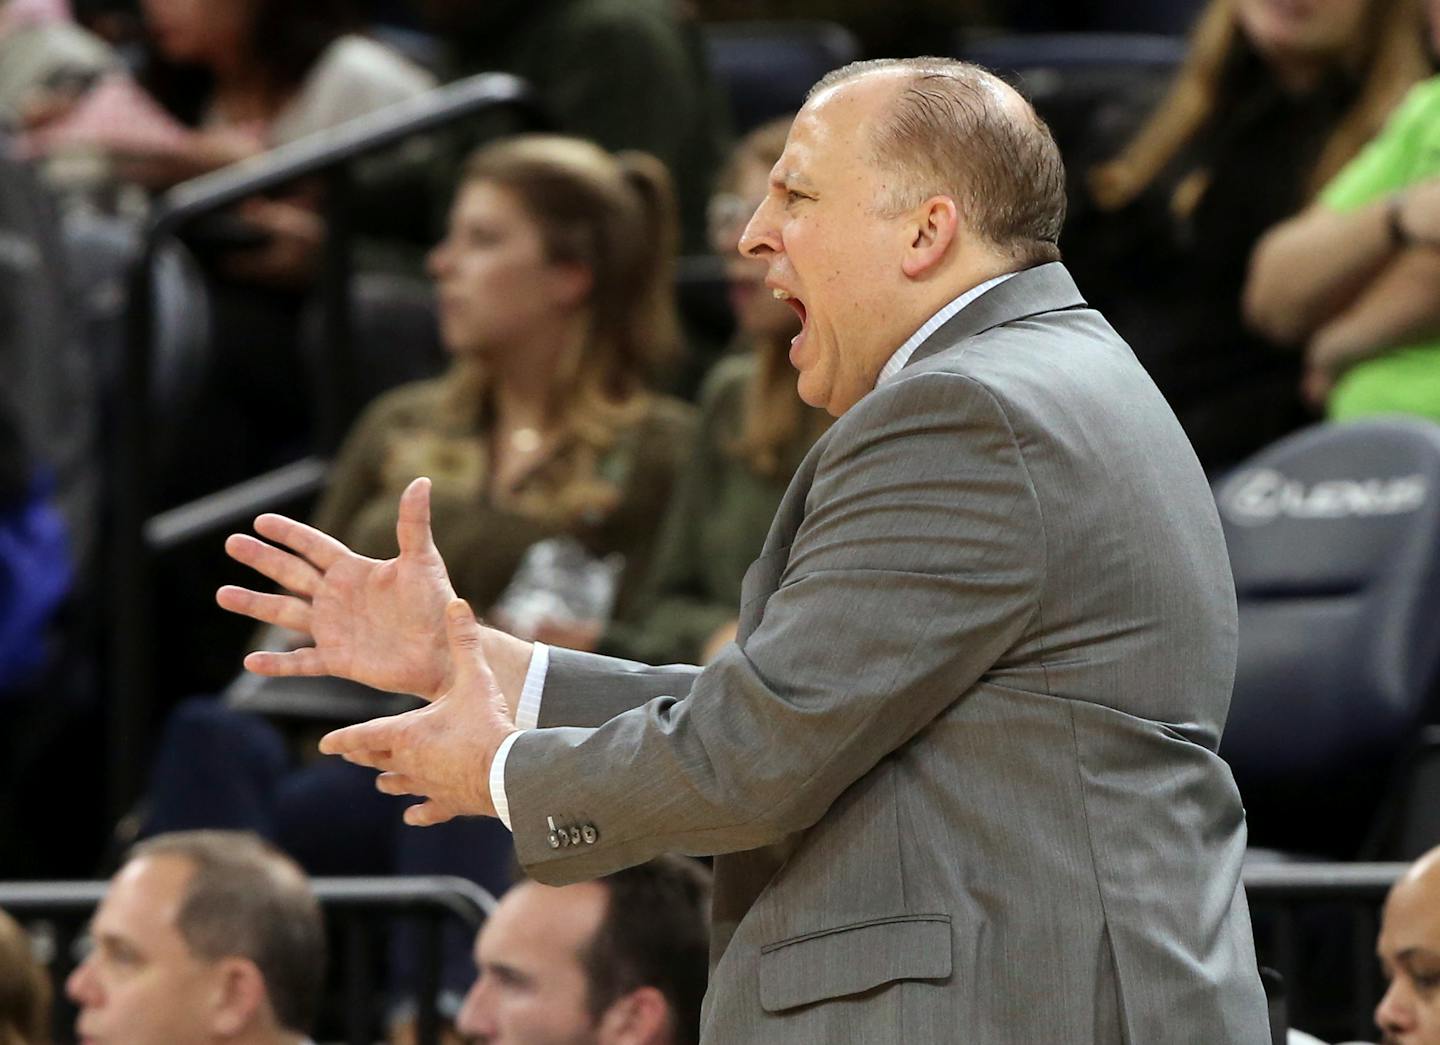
[546,0,687,64]
[352,377,452,430]
[310,34,435,94]
[637,393,698,443]
[561,0,677,35]
[1387,74,1440,131]
[696,352,755,413]
[849,306,1156,450]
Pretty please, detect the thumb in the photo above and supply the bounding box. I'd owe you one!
[395,477,440,559]
[444,598,487,688]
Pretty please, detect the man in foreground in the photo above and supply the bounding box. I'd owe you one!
[220,57,1269,1040]
[457,856,709,1044]
[66,829,325,1045]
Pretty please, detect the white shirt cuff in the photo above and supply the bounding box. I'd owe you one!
[489,731,523,831]
[516,642,548,729]
[489,643,550,831]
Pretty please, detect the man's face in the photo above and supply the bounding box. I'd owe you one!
[456,881,610,1045]
[739,73,923,417]
[1376,860,1440,1044]
[66,855,224,1045]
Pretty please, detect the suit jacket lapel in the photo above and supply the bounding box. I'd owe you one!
[905,262,1089,370]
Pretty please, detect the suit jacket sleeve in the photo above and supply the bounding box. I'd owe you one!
[537,646,702,729]
[505,371,1047,882]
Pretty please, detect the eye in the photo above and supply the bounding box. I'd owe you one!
[1415,970,1440,994]
[785,190,809,205]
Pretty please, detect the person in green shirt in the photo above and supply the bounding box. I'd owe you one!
[1246,1,1440,421]
[602,117,831,666]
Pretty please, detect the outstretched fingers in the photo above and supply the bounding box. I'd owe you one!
[403,799,457,827]
[217,587,312,634]
[224,534,324,597]
[395,477,440,559]
[375,771,423,797]
[252,512,352,572]
[241,645,328,678]
[319,714,408,764]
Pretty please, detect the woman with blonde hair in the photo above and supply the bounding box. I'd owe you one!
[602,116,831,665]
[309,133,694,623]
[1065,0,1429,472]
[0,908,48,1045]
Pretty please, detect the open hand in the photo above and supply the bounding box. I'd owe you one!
[319,598,518,826]
[217,477,458,700]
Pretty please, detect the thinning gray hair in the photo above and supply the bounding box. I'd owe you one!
[809,57,1066,267]
[128,831,325,1035]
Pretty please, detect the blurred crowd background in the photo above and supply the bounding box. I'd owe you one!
[4,0,1440,1040]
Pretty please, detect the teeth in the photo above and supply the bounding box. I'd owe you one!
[772,289,792,301]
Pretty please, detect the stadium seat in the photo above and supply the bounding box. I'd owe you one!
[702,20,860,133]
[1214,419,1440,858]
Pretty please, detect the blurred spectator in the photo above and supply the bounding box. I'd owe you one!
[1062,0,1428,473]
[417,0,730,253]
[0,906,49,1045]
[455,856,711,1045]
[0,0,115,126]
[122,0,432,190]
[1373,843,1440,1045]
[66,830,324,1045]
[303,134,694,638]
[1245,0,1440,421]
[143,134,697,1016]
[602,115,829,666]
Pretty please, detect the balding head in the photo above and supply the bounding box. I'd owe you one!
[1376,845,1440,1044]
[808,58,1066,267]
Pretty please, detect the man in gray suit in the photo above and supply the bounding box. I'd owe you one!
[220,57,1270,1041]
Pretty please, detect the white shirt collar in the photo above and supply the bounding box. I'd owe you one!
[875,271,1016,388]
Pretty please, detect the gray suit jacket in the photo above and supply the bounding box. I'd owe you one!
[503,264,1269,1042]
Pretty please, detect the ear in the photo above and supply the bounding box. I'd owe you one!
[901,196,960,279]
[595,985,671,1045]
[207,957,269,1037]
[551,260,595,310]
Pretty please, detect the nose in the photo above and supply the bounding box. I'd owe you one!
[1376,977,1416,1035]
[426,239,452,280]
[66,954,99,1007]
[738,197,780,260]
[455,974,495,1038]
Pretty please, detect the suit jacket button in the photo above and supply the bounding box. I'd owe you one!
[581,824,598,845]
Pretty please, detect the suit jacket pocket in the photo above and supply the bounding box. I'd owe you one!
[758,913,952,1013]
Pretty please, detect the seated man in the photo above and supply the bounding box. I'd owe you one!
[1373,843,1440,1045]
[457,855,710,1045]
[66,829,325,1045]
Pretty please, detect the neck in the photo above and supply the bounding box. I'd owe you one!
[488,311,590,435]
[1266,52,1328,96]
[912,252,1017,322]
[210,61,280,121]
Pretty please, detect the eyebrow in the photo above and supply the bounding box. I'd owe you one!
[480,959,533,987]
[772,168,816,191]
[1396,947,1440,965]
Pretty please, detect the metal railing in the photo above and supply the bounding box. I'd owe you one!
[106,73,548,823]
[1243,861,1402,1040]
[1,874,494,1045]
